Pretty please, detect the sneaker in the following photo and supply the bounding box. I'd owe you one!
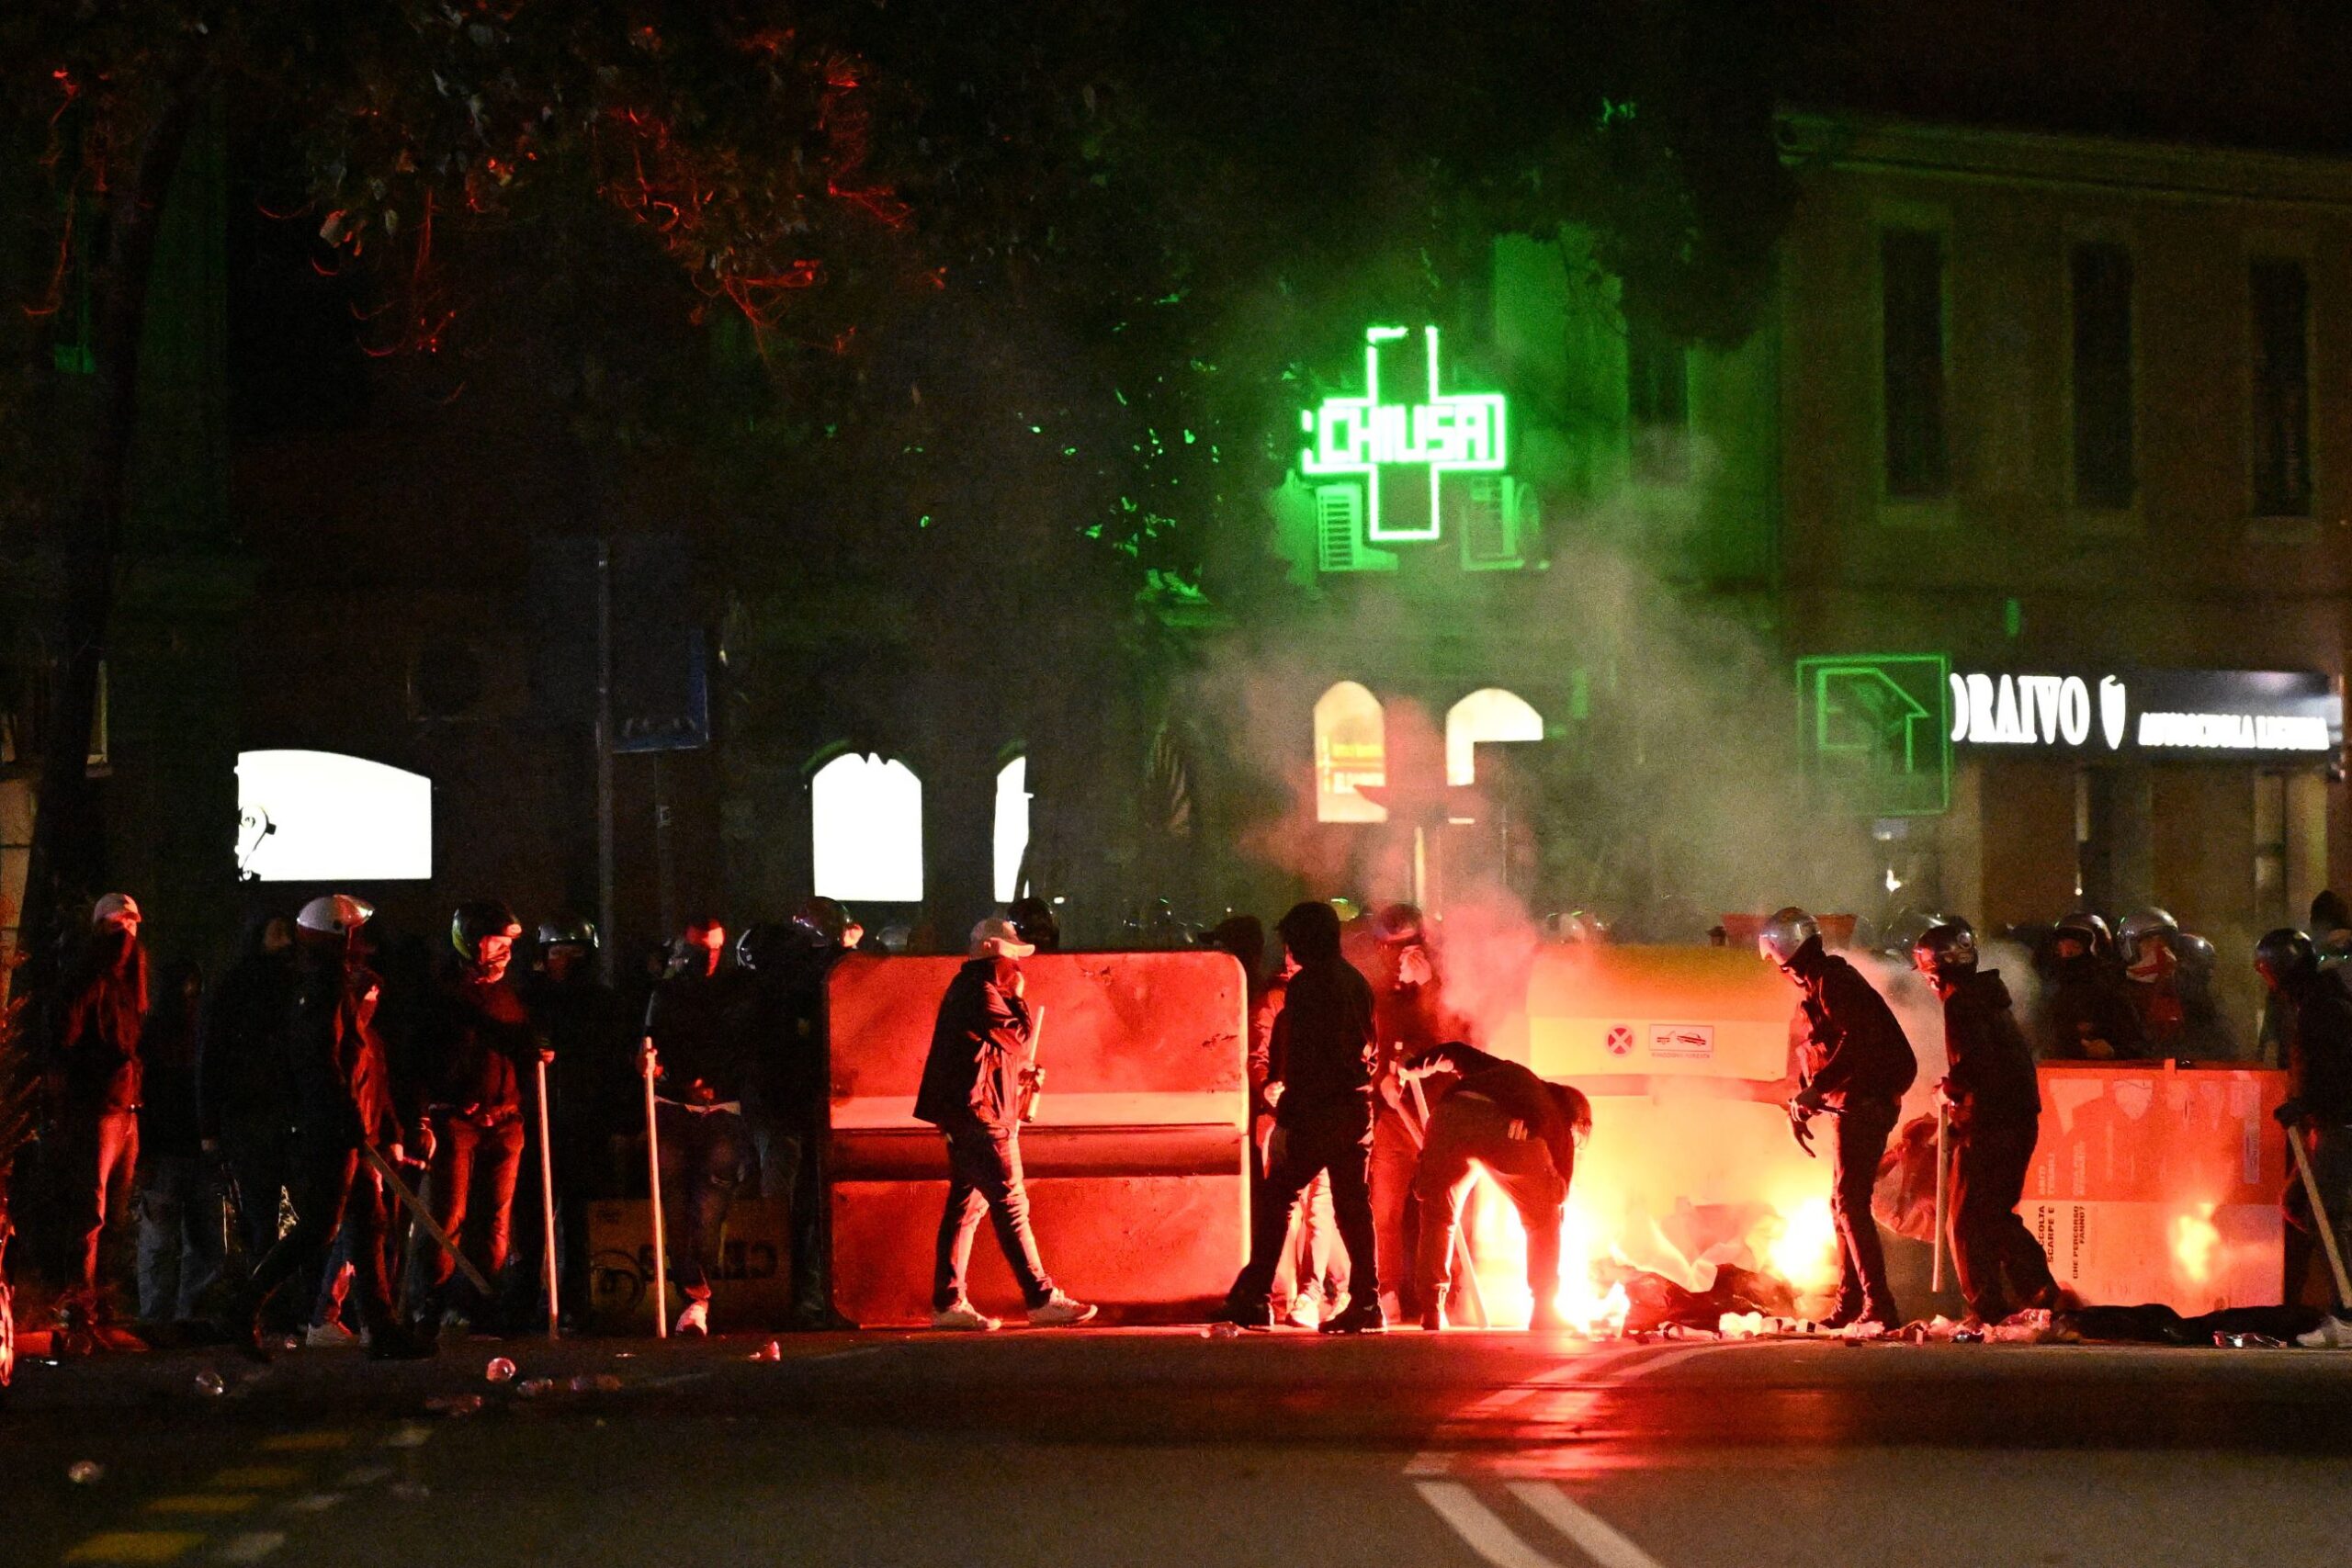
[1026,1292,1098,1327]
[438,1306,474,1335]
[1215,1296,1274,1331]
[1420,1293,1450,1333]
[931,1301,1001,1331]
[1281,1296,1320,1330]
[1320,1298,1388,1335]
[674,1300,710,1337]
[1378,1290,1403,1324]
[2296,1314,2352,1348]
[304,1320,360,1348]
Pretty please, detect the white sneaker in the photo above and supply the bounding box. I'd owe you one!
[303,1320,359,1348]
[1378,1290,1403,1325]
[932,1301,1000,1331]
[2296,1314,2352,1348]
[1283,1296,1320,1330]
[674,1300,709,1337]
[1026,1292,1098,1327]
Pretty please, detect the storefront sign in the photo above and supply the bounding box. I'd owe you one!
[1298,323,1508,543]
[1949,668,2340,759]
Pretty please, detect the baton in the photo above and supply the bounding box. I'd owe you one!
[1019,1004,1046,1123]
[641,1042,670,1337]
[359,1142,492,1296]
[1404,1074,1489,1329]
[536,1055,561,1338]
[2288,1125,2352,1311]
[1931,1102,1950,1294]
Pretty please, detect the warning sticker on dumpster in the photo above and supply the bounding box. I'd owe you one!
[1604,1026,1634,1056]
[1647,1023,1714,1060]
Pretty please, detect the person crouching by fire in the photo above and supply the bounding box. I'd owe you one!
[1912,919,2061,1325]
[1402,1040,1588,1332]
[1760,908,1916,1332]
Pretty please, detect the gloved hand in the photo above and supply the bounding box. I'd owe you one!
[2275,1097,2310,1128]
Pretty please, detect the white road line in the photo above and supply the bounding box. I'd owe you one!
[1611,1339,1763,1382]
[213,1531,287,1562]
[282,1492,346,1514]
[381,1424,434,1449]
[334,1464,392,1487]
[1510,1483,1669,1568]
[1417,1481,1569,1568]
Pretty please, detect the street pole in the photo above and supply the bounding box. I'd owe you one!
[594,540,616,987]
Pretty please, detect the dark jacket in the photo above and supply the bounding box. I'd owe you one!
[2035,955,2146,1061]
[2281,972,2352,1124]
[1788,938,1917,1108]
[914,957,1031,1131]
[420,964,535,1122]
[288,950,403,1151]
[647,965,750,1105]
[523,968,632,1147]
[1418,1041,1584,1179]
[198,928,298,1141]
[1939,969,2041,1128]
[138,964,207,1158]
[51,931,148,1113]
[1269,957,1377,1134]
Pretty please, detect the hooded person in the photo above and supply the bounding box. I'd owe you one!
[639,917,753,1336]
[521,915,628,1328]
[1366,901,1470,1322]
[199,912,301,1281]
[1761,908,1917,1330]
[2257,929,2352,1306]
[912,918,1094,1330]
[132,958,223,1324]
[1913,919,2061,1325]
[1216,901,1387,1334]
[49,893,151,1311]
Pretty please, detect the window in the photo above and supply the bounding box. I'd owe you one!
[1313,682,1386,823]
[1626,315,1690,483]
[1444,688,1544,786]
[993,756,1031,904]
[1314,484,1396,574]
[810,752,923,903]
[236,750,433,881]
[1881,229,1949,499]
[2071,243,2135,509]
[2251,258,2312,518]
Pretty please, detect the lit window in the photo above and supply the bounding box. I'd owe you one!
[1314,682,1386,823]
[236,750,433,882]
[811,752,923,903]
[1445,688,1544,785]
[994,756,1031,903]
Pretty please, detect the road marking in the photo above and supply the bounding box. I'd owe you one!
[334,1465,392,1487]
[1417,1482,1564,1568]
[280,1493,345,1514]
[63,1532,203,1563]
[1612,1339,1764,1382]
[380,1425,434,1450]
[205,1468,300,1490]
[144,1495,259,1516]
[210,1532,286,1563]
[256,1432,349,1453]
[1510,1483,1668,1568]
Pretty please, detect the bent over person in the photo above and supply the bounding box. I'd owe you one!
[1404,1040,1589,1332]
[914,919,1095,1330]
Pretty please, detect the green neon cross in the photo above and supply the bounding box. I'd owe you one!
[1299,325,1508,543]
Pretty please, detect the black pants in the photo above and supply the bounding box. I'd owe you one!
[1951,1113,2058,1321]
[1227,1112,1379,1311]
[1414,1096,1566,1309]
[933,1121,1055,1312]
[243,1143,399,1338]
[1831,1096,1901,1319]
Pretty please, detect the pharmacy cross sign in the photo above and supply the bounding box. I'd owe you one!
[1298,324,1509,543]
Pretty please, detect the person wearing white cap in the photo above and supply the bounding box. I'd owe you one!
[51,893,150,1314]
[911,917,1095,1329]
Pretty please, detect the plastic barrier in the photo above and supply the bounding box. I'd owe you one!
[826,950,1249,1325]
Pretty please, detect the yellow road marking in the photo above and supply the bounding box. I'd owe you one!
[145,1494,259,1516]
[206,1468,301,1489]
[255,1431,350,1452]
[63,1531,203,1562]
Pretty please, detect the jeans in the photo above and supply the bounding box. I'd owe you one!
[243,1144,399,1339]
[656,1104,750,1303]
[1950,1114,2058,1321]
[1831,1096,1902,1318]
[1271,1163,1346,1310]
[423,1113,526,1302]
[134,1152,228,1322]
[933,1120,1056,1313]
[1413,1096,1567,1309]
[1369,1108,1418,1308]
[62,1109,140,1297]
[1228,1112,1379,1311]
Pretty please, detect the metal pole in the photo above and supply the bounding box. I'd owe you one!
[2289,1127,2352,1311]
[594,539,616,988]
[536,1056,560,1339]
[641,1045,669,1337]
[1931,1103,1950,1295]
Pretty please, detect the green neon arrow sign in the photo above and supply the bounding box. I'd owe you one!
[1796,653,1951,817]
[1298,324,1508,544]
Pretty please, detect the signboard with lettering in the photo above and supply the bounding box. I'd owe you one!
[1299,324,1508,544]
[1948,668,2340,761]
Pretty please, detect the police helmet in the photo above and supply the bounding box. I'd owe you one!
[297,894,375,936]
[450,899,523,960]
[2176,931,2218,976]
[1758,907,1819,967]
[2052,909,2111,958]
[789,896,856,949]
[2255,927,2317,983]
[1007,896,1060,953]
[1912,917,1979,980]
[2117,908,2179,964]
[536,914,599,952]
[1374,902,1426,944]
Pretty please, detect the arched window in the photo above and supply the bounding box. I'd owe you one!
[1445,688,1544,785]
[236,750,433,881]
[1314,682,1386,823]
[811,753,923,903]
[993,756,1031,903]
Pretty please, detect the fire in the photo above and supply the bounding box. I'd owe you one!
[2171,1204,2221,1283]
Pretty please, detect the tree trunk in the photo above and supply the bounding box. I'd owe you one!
[15,88,200,996]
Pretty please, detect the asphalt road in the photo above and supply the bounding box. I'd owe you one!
[8,1326,2352,1567]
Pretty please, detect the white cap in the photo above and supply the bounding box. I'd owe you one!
[91,892,141,928]
[297,894,375,935]
[969,917,1035,960]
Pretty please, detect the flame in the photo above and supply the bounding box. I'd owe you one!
[1764,1196,1841,1295]
[2171,1204,2221,1283]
